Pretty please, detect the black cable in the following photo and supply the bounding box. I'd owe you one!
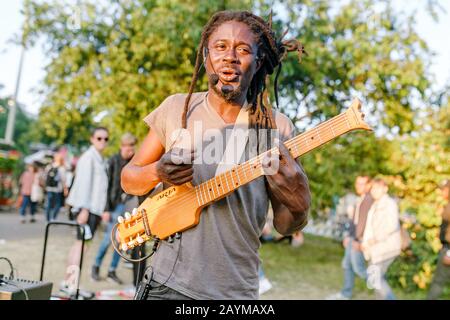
[0,257,14,278]
[110,223,157,263]
[135,246,143,289]
[150,233,183,289]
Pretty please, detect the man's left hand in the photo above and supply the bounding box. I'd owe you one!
[262,140,310,214]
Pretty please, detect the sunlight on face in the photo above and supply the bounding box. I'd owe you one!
[370,182,388,200]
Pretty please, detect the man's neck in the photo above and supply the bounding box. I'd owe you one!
[207,89,247,123]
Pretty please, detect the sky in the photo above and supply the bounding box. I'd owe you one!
[0,0,449,116]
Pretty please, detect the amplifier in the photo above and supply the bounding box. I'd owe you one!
[0,275,53,300]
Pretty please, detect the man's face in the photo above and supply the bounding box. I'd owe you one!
[355,176,369,196]
[206,21,260,102]
[120,141,135,160]
[90,129,109,153]
[370,182,387,200]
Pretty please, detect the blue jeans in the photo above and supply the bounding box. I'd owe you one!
[341,238,367,298]
[45,191,63,221]
[94,203,124,271]
[20,195,36,217]
[370,258,396,300]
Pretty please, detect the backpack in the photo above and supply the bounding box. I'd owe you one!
[46,167,60,188]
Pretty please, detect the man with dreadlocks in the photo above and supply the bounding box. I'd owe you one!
[121,10,311,299]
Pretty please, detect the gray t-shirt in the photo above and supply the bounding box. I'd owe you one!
[143,92,295,299]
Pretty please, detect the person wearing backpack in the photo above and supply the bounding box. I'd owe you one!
[44,153,68,221]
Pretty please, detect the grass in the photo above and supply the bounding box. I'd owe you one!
[259,234,431,300]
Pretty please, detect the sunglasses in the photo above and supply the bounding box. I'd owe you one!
[96,137,109,142]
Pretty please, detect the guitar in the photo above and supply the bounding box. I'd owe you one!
[116,98,371,251]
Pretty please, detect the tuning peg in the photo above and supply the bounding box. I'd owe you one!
[121,243,128,251]
[175,232,181,239]
[137,236,144,244]
[167,235,174,243]
[127,240,135,248]
[117,216,124,224]
[124,212,131,220]
[132,208,138,216]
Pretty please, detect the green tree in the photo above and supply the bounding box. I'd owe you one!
[387,98,450,291]
[23,0,251,151]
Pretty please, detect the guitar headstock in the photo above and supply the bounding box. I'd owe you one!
[116,208,151,251]
[345,98,372,131]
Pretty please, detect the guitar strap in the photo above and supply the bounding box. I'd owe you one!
[215,101,251,176]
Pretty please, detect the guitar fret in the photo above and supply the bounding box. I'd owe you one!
[228,169,235,187]
[202,182,210,202]
[218,174,225,195]
[194,187,201,206]
[315,127,323,143]
[199,185,205,205]
[329,121,336,137]
[223,172,230,192]
[303,134,310,150]
[214,176,222,197]
[233,168,241,186]
[241,163,248,182]
[344,115,351,129]
[209,180,216,199]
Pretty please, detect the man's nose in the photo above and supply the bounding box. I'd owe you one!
[222,48,238,63]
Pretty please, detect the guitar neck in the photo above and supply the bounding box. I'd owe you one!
[193,110,362,207]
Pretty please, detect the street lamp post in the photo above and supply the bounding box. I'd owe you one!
[3,45,25,145]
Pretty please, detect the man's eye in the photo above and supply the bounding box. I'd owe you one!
[238,47,251,54]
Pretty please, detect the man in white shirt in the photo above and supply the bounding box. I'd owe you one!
[61,127,109,299]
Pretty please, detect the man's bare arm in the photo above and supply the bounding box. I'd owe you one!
[121,130,165,196]
[265,142,311,235]
[121,130,195,196]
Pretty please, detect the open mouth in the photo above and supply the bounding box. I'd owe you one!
[219,68,240,82]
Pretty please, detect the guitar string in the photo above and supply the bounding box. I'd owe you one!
[121,113,358,239]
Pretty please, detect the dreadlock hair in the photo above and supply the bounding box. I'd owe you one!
[182,10,305,139]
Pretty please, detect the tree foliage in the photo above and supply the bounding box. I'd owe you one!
[0,87,36,155]
[23,0,251,150]
[387,99,450,291]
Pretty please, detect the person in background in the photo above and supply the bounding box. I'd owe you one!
[60,127,109,299]
[361,178,401,300]
[327,175,373,300]
[18,163,37,223]
[44,153,68,221]
[427,179,450,299]
[30,164,45,210]
[91,132,137,285]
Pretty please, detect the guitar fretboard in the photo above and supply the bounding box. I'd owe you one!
[193,111,357,206]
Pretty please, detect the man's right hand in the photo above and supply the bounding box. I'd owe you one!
[156,148,195,185]
[77,208,89,225]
